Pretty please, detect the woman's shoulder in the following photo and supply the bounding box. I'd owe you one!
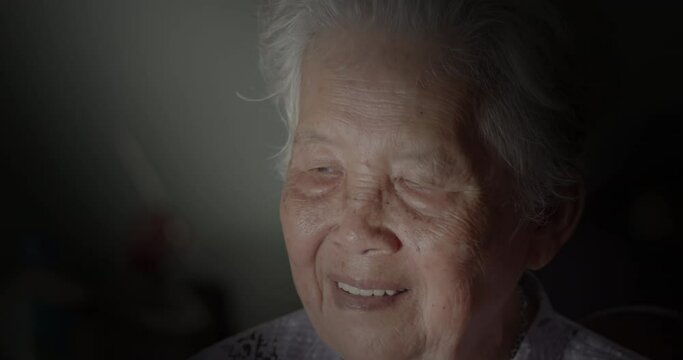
[517,274,648,360]
[188,310,338,360]
[544,314,649,360]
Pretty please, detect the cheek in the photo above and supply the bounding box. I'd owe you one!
[408,241,481,341]
[394,191,487,259]
[280,188,339,265]
[412,228,481,299]
[280,193,334,309]
[392,195,487,324]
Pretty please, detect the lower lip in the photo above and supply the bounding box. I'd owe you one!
[331,283,408,311]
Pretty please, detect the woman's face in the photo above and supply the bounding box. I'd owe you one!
[280,29,533,360]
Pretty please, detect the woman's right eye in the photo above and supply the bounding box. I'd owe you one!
[284,166,341,198]
[311,166,339,175]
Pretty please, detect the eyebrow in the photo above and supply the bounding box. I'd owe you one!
[293,130,336,146]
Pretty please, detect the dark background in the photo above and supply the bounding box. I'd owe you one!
[2,1,682,359]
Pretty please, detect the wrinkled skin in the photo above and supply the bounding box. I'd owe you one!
[280,28,575,360]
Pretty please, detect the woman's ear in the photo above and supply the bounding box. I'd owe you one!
[525,181,585,270]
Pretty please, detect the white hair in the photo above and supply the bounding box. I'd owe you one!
[258,0,584,220]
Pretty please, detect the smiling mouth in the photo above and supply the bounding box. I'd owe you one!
[336,281,407,297]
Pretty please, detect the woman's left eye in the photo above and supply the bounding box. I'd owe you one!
[397,177,431,193]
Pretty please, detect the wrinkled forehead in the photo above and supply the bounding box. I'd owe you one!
[300,27,476,135]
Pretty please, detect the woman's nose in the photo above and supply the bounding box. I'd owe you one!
[331,184,402,256]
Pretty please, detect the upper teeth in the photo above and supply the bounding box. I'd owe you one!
[337,282,403,297]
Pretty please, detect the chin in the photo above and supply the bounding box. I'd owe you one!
[309,311,425,360]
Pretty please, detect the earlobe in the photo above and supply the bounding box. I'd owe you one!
[526,181,585,270]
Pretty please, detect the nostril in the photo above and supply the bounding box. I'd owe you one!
[360,230,402,255]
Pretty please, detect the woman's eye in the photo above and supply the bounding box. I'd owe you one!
[310,166,340,176]
[398,177,425,190]
[402,178,419,187]
[397,176,439,195]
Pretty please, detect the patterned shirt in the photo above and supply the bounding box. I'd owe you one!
[190,275,646,359]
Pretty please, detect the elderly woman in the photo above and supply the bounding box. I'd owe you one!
[193,0,644,359]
